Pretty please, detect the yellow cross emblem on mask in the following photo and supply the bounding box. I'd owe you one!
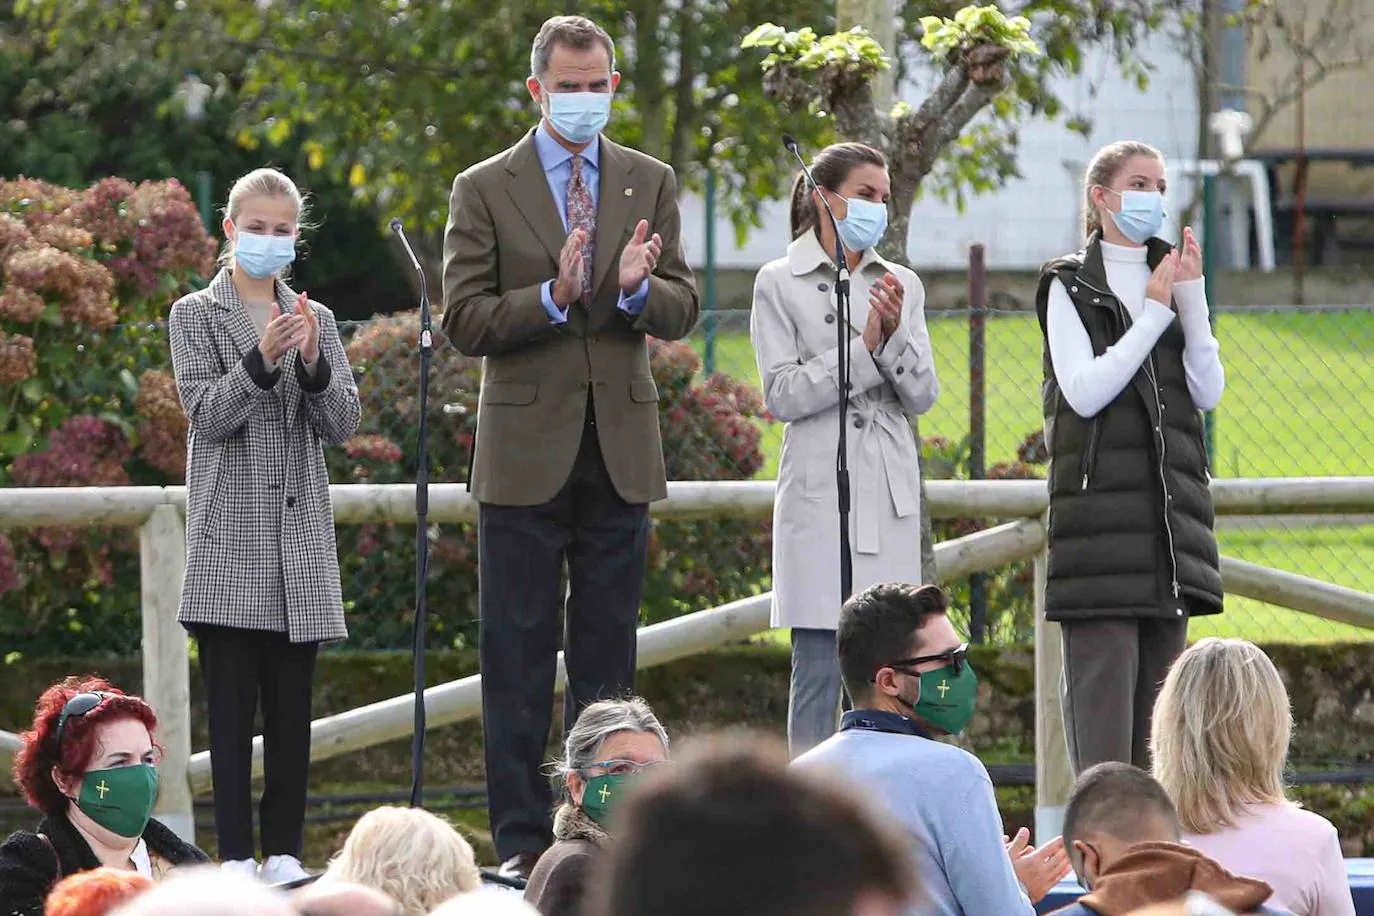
[96,780,110,799]
[599,784,611,803]
[937,680,950,698]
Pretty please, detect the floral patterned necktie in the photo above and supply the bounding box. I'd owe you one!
[567,155,596,304]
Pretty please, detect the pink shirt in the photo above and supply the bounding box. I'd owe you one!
[1185,803,1354,916]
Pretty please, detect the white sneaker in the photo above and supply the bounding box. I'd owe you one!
[221,858,259,878]
[259,854,311,885]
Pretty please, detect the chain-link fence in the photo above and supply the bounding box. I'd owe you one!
[4,293,1372,657]
[692,300,1374,646]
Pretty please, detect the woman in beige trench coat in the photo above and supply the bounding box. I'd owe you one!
[750,142,939,755]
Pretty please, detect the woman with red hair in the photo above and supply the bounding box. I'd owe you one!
[0,676,207,915]
[43,866,152,916]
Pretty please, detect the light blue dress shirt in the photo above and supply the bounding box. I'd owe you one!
[533,123,649,323]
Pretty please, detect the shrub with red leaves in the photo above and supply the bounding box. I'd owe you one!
[0,175,216,656]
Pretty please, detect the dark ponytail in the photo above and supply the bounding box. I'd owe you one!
[788,142,888,241]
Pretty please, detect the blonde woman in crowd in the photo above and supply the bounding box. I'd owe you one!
[1151,638,1354,916]
[321,806,481,916]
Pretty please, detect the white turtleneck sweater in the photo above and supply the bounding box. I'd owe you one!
[1046,240,1226,419]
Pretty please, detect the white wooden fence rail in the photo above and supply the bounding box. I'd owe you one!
[3,477,1374,844]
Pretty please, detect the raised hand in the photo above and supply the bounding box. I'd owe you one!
[618,219,662,293]
[1177,226,1202,281]
[551,229,587,308]
[1005,829,1072,904]
[259,302,304,366]
[295,291,320,365]
[862,301,885,353]
[870,272,904,339]
[1146,250,1180,308]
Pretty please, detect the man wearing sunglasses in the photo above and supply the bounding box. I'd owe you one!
[794,583,1068,916]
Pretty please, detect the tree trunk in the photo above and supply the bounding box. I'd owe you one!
[835,0,897,111]
[881,172,939,583]
[631,0,667,159]
[832,0,939,586]
[666,0,698,177]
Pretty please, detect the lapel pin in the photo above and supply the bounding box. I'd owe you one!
[624,188,634,197]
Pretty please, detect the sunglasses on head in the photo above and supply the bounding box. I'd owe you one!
[883,643,969,678]
[54,691,114,749]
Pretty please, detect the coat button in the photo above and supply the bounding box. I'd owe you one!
[1071,286,1079,292]
[286,496,296,508]
[1093,297,1101,303]
[1176,608,1184,616]
[818,282,830,292]
[896,366,905,375]
[825,314,836,324]
[853,416,864,429]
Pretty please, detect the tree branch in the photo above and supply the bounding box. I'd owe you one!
[910,60,968,133]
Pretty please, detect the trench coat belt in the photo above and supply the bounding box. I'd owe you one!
[849,390,919,555]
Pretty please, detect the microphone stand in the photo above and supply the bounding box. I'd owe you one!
[390,218,433,808]
[783,137,854,603]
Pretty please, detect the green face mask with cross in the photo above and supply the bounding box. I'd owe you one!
[77,763,158,838]
[580,772,642,828]
[910,663,979,736]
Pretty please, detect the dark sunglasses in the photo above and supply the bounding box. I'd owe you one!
[884,643,969,678]
[54,692,113,749]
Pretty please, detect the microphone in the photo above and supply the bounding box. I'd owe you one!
[387,214,436,808]
[390,218,424,277]
[782,135,842,242]
[778,136,855,602]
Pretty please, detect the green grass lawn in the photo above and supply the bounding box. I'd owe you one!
[694,309,1374,644]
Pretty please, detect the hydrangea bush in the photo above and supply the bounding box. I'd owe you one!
[0,176,214,656]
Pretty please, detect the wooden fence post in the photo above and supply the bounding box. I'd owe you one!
[140,504,194,844]
[1034,513,1073,841]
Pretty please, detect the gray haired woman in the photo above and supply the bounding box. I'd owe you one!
[523,698,669,916]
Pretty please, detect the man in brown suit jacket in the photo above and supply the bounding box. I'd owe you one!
[440,14,699,880]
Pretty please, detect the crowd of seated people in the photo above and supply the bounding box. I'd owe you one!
[0,590,1358,916]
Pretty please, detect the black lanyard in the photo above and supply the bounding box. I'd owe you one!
[839,708,930,739]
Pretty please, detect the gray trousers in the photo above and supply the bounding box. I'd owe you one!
[1061,616,1188,773]
[788,628,850,756]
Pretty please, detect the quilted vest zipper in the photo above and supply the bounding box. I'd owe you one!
[1076,272,1183,607]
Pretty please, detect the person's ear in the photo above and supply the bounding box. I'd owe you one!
[1091,185,1116,214]
[527,76,544,106]
[1071,839,1099,887]
[811,188,849,222]
[50,765,79,800]
[873,666,903,699]
[567,771,586,806]
[222,216,236,243]
[611,71,622,92]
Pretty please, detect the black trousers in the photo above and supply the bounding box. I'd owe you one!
[1060,615,1188,774]
[193,624,319,862]
[478,415,649,861]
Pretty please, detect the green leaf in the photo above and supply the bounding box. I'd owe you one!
[119,368,139,396]
[741,23,785,50]
[20,378,45,403]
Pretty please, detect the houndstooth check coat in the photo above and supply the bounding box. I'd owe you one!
[168,269,361,644]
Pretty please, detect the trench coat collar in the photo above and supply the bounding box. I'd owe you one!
[787,228,892,279]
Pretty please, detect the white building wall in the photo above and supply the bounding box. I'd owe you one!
[680,33,1200,273]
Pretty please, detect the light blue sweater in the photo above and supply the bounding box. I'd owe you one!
[794,727,1034,916]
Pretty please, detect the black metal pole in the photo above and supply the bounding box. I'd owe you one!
[782,136,854,603]
[390,220,432,809]
[833,230,854,603]
[968,244,987,643]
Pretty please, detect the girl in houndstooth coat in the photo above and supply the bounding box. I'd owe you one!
[168,168,360,883]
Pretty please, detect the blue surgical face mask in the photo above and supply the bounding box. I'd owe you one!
[544,89,612,145]
[233,228,296,279]
[835,197,889,253]
[1104,189,1166,244]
